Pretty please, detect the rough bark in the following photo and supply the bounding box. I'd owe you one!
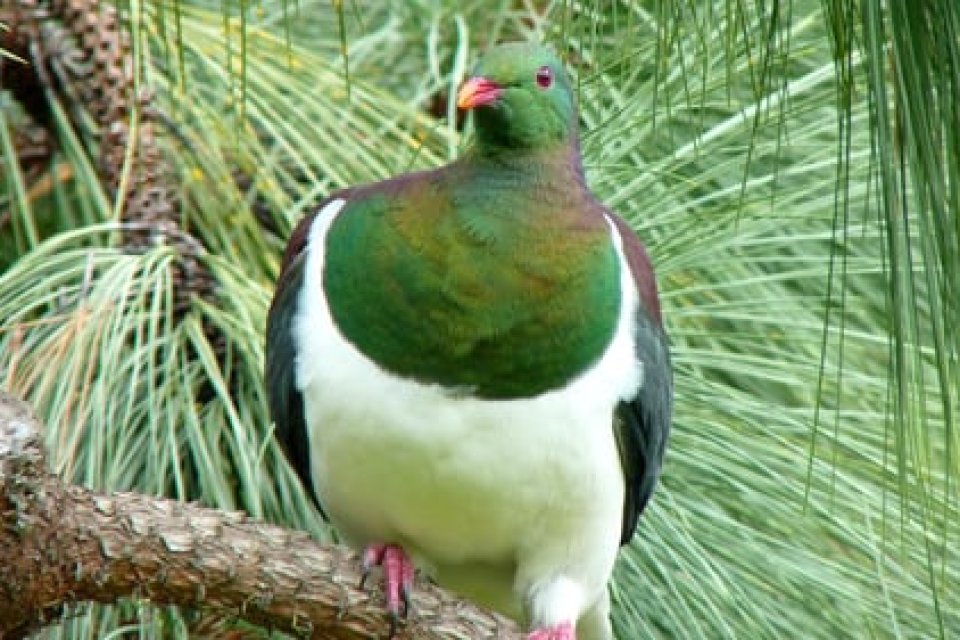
[0,392,521,640]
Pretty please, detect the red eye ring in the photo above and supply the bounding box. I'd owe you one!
[535,65,553,88]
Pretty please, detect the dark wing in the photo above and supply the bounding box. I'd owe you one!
[614,315,672,544]
[265,208,329,517]
[608,213,672,545]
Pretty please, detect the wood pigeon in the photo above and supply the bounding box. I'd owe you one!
[265,42,671,640]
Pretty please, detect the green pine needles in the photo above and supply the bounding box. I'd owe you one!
[0,1,956,638]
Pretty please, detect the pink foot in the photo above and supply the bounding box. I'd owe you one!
[527,621,576,640]
[360,543,416,630]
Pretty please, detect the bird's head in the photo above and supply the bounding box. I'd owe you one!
[457,43,577,152]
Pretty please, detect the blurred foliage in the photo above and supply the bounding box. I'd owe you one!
[0,0,957,638]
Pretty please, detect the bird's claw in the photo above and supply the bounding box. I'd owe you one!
[359,542,416,635]
[401,580,414,617]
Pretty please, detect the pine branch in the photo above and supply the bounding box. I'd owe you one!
[0,392,521,640]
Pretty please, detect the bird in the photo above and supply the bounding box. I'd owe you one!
[265,41,671,640]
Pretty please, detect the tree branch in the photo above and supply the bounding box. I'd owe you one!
[0,392,521,639]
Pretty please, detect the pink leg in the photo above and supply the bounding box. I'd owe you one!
[360,543,416,630]
[527,621,576,640]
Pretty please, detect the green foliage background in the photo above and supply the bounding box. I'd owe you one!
[1,1,957,638]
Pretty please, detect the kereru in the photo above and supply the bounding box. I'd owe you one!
[265,42,671,640]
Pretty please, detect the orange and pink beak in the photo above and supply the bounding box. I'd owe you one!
[456,76,503,110]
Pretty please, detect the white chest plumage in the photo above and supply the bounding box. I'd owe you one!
[292,198,642,637]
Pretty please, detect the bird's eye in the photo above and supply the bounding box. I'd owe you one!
[535,66,553,88]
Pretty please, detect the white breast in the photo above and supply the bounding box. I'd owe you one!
[293,197,642,620]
